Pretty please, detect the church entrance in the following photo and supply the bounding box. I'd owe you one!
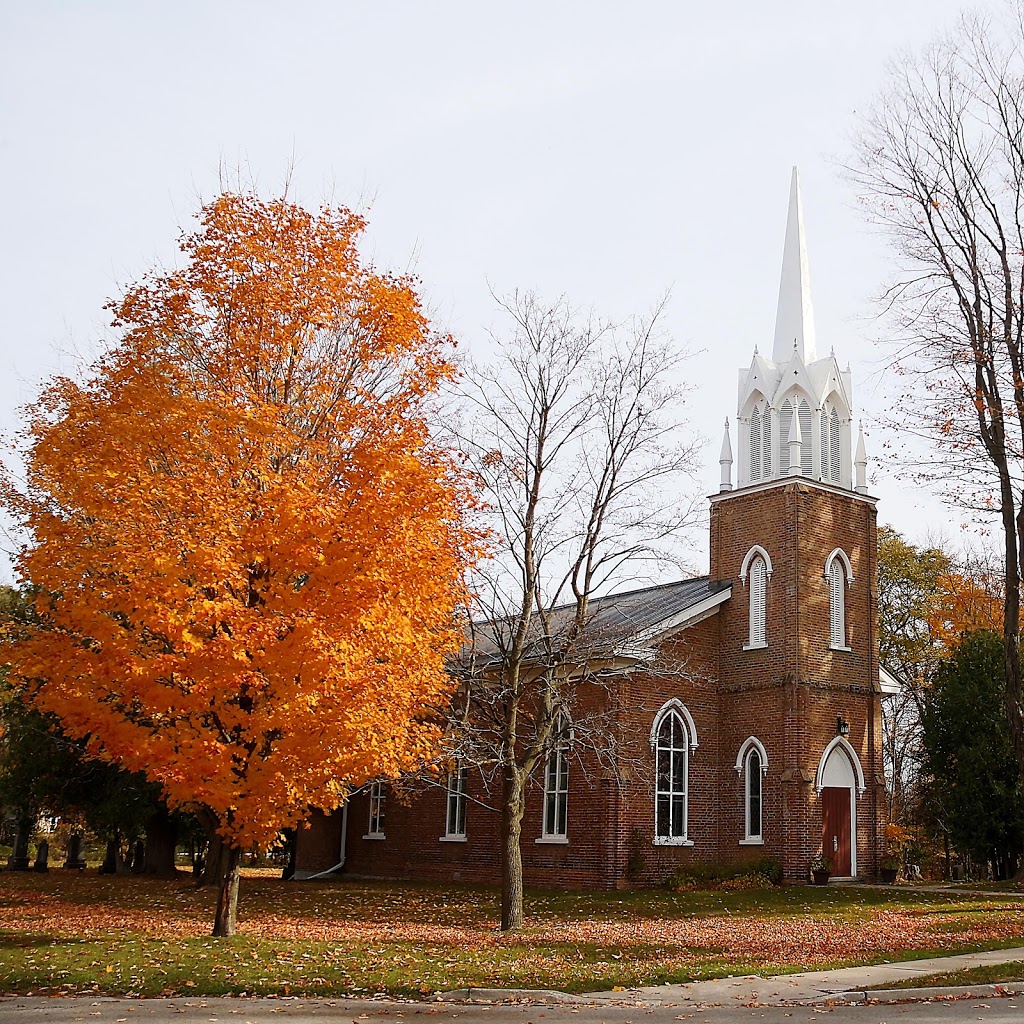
[821,787,852,876]
[819,744,858,877]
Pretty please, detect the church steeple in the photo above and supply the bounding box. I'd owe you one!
[733,168,856,491]
[771,167,817,364]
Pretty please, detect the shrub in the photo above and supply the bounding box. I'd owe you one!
[666,855,782,890]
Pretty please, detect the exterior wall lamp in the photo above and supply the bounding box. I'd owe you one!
[836,715,850,737]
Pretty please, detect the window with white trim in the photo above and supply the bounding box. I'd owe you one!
[445,767,467,839]
[748,555,767,647]
[366,781,385,838]
[745,747,763,841]
[541,721,569,840]
[829,558,847,648]
[654,709,689,842]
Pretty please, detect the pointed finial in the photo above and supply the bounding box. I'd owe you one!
[772,167,817,364]
[787,408,803,476]
[719,418,733,492]
[855,422,868,494]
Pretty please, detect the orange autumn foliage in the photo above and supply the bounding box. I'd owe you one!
[925,570,1004,653]
[3,193,481,851]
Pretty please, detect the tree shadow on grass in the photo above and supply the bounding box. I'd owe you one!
[0,933,91,949]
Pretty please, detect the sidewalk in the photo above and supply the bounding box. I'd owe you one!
[579,945,1024,1006]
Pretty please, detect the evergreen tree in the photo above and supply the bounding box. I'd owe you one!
[921,631,1024,878]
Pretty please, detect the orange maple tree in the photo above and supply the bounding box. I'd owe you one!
[926,570,1004,654]
[2,193,480,934]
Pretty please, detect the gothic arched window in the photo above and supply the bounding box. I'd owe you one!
[735,736,768,843]
[745,747,763,841]
[653,706,692,843]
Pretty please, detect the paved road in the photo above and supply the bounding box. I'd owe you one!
[1,996,1023,1024]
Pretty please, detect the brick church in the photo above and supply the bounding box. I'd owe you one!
[295,170,887,886]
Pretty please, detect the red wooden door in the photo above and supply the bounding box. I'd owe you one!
[821,787,852,876]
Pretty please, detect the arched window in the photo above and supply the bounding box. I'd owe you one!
[825,549,853,650]
[653,708,690,843]
[750,407,762,481]
[745,747,763,841]
[734,736,768,843]
[748,555,767,647]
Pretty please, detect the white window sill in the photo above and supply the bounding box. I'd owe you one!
[535,836,569,845]
[739,837,764,846]
[653,836,694,847]
[439,835,467,843]
[362,833,386,841]
[743,642,768,651]
[830,644,852,653]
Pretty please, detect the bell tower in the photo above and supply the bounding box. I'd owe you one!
[709,168,885,882]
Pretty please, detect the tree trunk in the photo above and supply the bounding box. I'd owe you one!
[199,830,229,886]
[143,807,179,876]
[99,833,128,874]
[499,768,526,932]
[211,844,242,937]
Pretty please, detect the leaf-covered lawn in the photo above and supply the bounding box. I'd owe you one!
[3,872,1024,997]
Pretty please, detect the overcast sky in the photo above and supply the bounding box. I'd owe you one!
[0,0,991,582]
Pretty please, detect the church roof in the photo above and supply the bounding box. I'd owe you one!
[462,576,732,669]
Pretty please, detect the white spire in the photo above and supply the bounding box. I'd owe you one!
[855,422,867,494]
[719,418,733,492]
[771,167,817,364]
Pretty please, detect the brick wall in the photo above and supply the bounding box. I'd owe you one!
[295,477,887,889]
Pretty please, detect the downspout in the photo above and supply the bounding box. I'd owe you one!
[306,800,349,880]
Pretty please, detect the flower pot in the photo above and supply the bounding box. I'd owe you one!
[880,867,898,884]
[812,869,830,885]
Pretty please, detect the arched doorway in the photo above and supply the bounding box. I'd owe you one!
[816,739,864,878]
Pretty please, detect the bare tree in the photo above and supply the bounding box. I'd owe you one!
[849,4,1024,777]
[450,291,700,931]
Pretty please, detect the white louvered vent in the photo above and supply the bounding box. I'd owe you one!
[762,408,772,478]
[750,408,761,481]
[829,560,845,647]
[820,409,829,479]
[830,409,841,483]
[749,557,767,646]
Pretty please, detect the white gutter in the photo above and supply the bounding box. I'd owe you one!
[303,800,348,880]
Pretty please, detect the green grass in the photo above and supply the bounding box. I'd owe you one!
[3,872,1024,998]
[868,960,1024,990]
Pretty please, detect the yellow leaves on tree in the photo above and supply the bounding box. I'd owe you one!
[925,570,1004,654]
[3,193,480,855]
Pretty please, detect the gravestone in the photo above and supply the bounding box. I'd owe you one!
[33,840,49,873]
[63,833,87,870]
[6,819,31,871]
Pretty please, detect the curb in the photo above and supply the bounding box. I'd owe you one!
[834,983,1024,1004]
[435,988,575,1003]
